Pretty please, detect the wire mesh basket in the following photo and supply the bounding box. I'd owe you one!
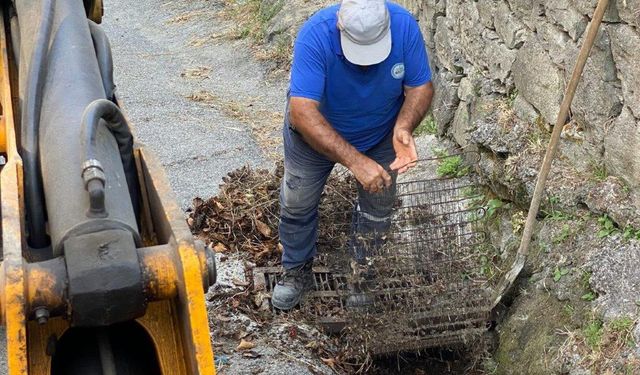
[253,153,496,354]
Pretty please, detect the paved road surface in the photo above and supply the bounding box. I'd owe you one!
[103,0,287,208]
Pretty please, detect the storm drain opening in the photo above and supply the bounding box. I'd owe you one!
[250,154,502,356]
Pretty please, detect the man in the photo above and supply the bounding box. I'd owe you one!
[272,0,434,310]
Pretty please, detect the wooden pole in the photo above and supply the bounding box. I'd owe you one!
[494,0,611,307]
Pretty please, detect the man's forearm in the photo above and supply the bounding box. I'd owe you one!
[395,82,434,132]
[289,98,362,168]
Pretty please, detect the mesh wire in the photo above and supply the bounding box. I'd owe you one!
[257,155,494,355]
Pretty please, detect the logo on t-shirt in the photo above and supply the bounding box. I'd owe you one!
[391,63,405,79]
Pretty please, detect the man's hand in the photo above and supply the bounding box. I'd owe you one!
[350,155,392,193]
[390,128,418,174]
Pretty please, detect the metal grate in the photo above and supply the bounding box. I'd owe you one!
[252,155,494,355]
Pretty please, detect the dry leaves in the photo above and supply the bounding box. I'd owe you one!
[186,90,217,104]
[255,220,271,237]
[188,165,282,266]
[236,339,256,351]
[321,357,336,369]
[213,242,228,253]
[187,165,357,267]
[181,66,211,80]
[232,278,250,287]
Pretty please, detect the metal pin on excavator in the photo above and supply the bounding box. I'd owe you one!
[0,0,217,373]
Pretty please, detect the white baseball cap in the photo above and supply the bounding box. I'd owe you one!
[338,0,392,66]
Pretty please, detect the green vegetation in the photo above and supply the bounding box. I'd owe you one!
[553,224,571,244]
[583,318,604,348]
[623,225,640,241]
[507,89,518,107]
[579,316,635,351]
[432,148,448,158]
[436,155,470,178]
[562,303,575,318]
[580,271,597,301]
[597,215,619,238]
[581,292,597,302]
[227,0,292,66]
[610,317,635,334]
[486,198,505,219]
[542,195,574,221]
[415,114,437,136]
[592,164,608,182]
[553,266,570,282]
[230,0,283,41]
[511,211,526,233]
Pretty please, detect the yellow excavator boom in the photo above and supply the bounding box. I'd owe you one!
[0,1,216,373]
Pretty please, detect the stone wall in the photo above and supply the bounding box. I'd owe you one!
[396,0,640,208]
[389,2,640,373]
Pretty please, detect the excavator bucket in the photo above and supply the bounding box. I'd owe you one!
[0,1,216,373]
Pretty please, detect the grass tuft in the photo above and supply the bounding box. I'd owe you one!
[436,155,470,178]
[414,114,438,136]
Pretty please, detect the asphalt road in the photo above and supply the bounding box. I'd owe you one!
[102,0,285,209]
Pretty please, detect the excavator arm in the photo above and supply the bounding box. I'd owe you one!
[0,1,216,373]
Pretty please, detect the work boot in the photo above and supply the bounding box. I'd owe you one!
[271,260,314,311]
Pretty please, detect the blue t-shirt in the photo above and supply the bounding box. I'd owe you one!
[289,2,432,151]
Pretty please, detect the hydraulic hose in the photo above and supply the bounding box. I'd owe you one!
[81,99,140,220]
[22,0,55,249]
[87,20,116,101]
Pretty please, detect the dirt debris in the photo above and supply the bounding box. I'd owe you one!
[185,90,283,158]
[190,161,495,373]
[181,66,212,80]
[188,164,357,267]
[166,9,216,25]
[189,165,283,266]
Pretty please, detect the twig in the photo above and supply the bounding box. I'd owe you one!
[272,346,337,374]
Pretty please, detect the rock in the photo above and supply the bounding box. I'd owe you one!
[609,24,640,119]
[507,0,545,29]
[512,38,565,124]
[482,41,518,91]
[457,76,476,103]
[420,0,446,50]
[563,27,622,137]
[615,0,640,28]
[568,368,592,375]
[432,70,461,135]
[572,0,622,22]
[582,176,640,228]
[588,237,640,320]
[395,0,421,16]
[535,19,575,66]
[494,1,529,49]
[476,0,496,29]
[471,118,510,155]
[450,101,471,147]
[513,96,539,124]
[493,288,567,374]
[433,16,470,74]
[544,0,589,41]
[604,107,640,190]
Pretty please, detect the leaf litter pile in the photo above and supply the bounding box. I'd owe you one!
[188,164,364,372]
[188,163,357,268]
[188,163,496,373]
